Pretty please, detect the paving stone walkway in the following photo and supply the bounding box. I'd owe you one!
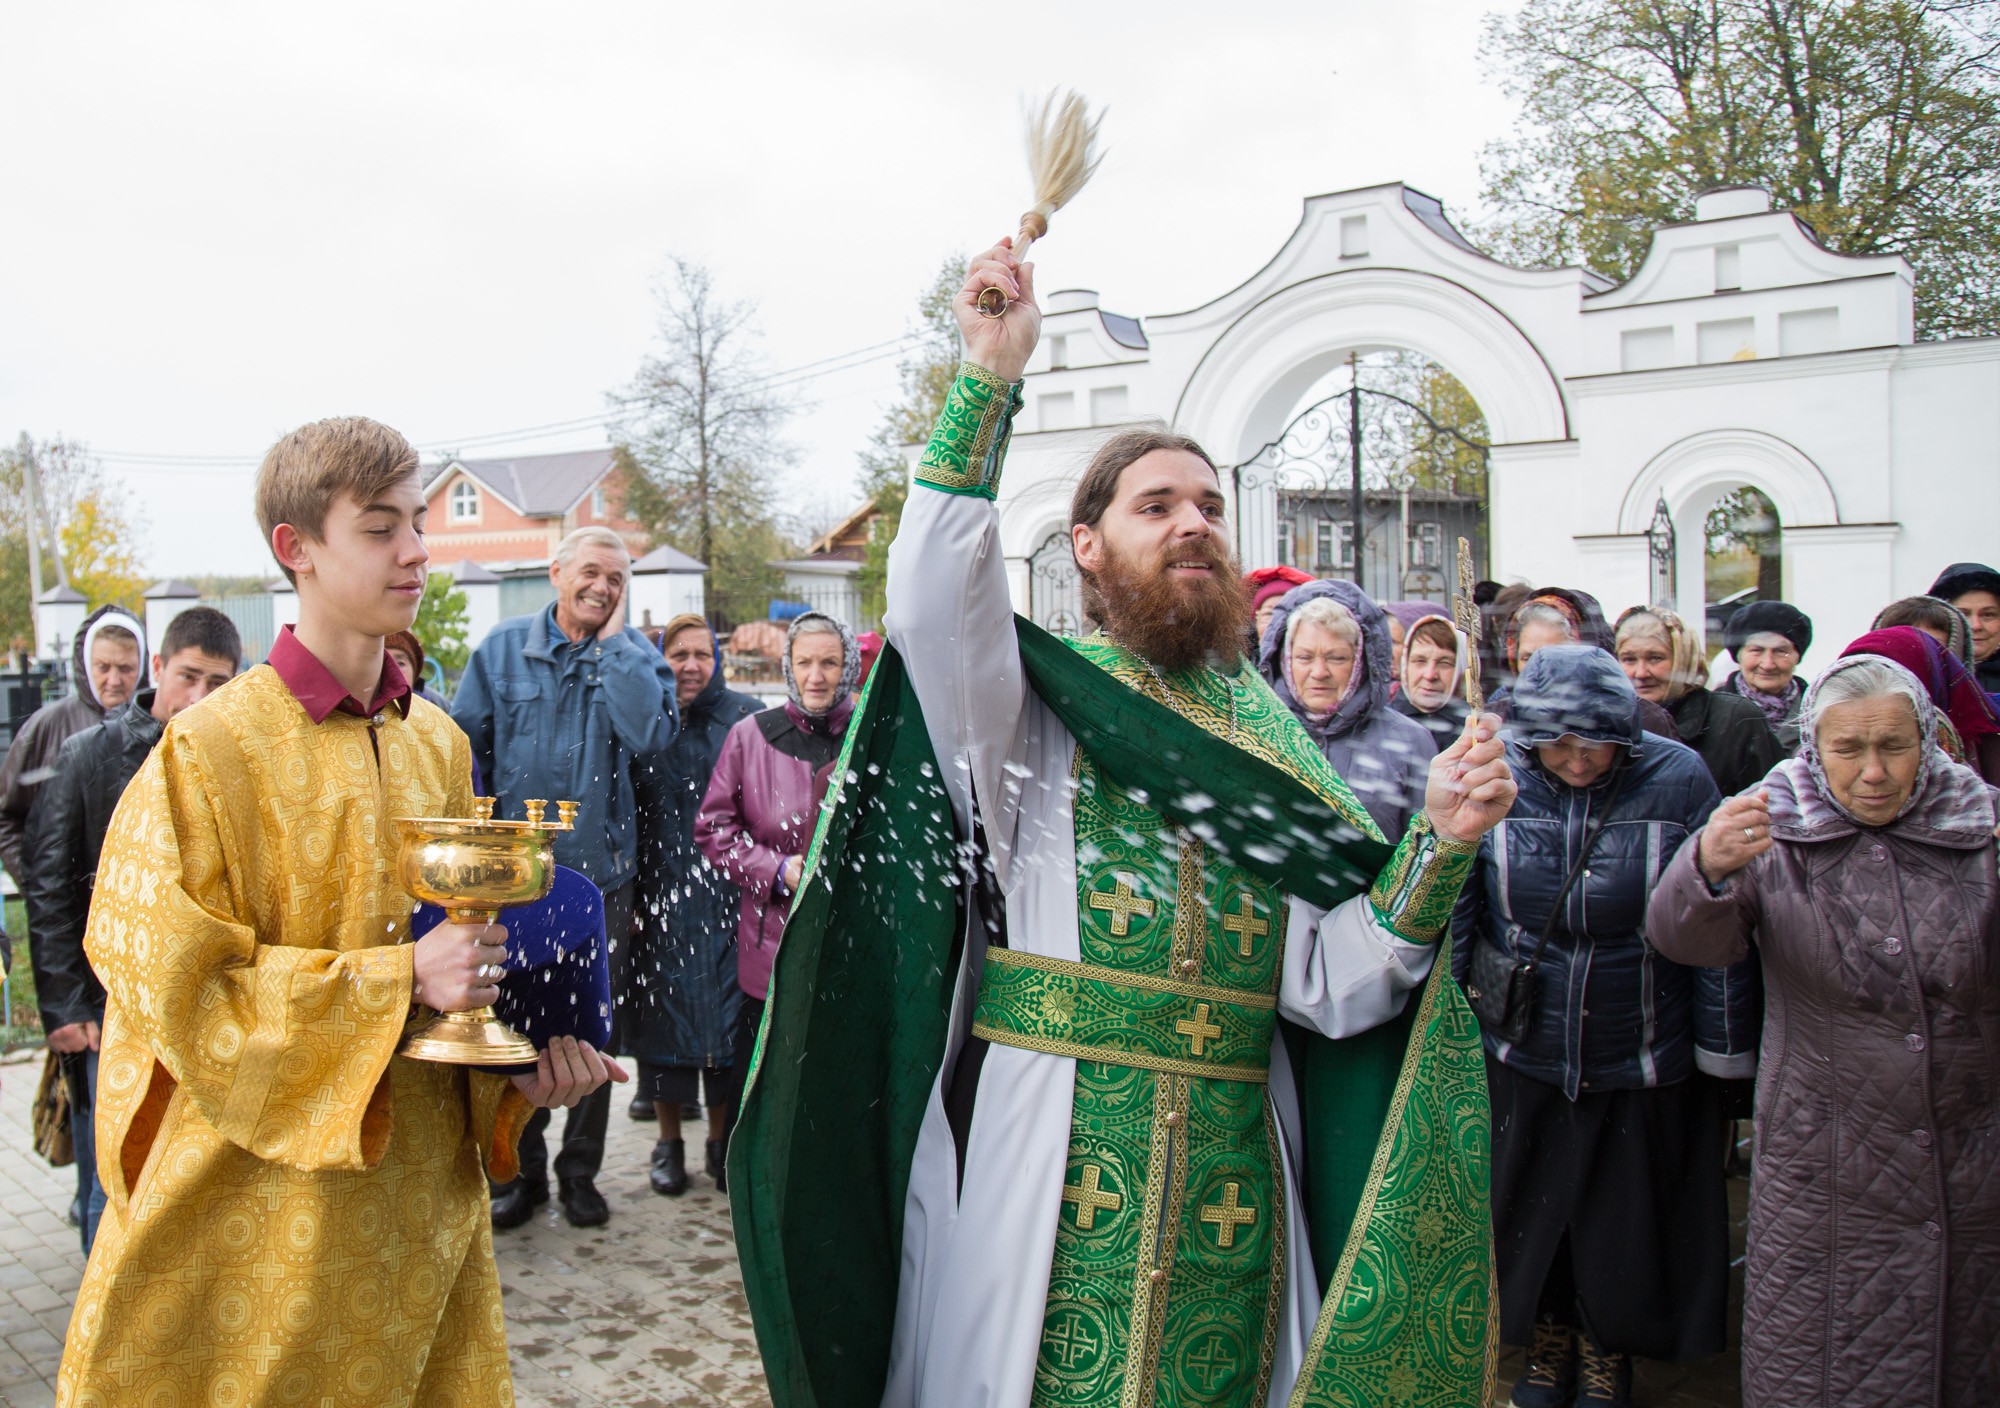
[0,1048,1743,1407]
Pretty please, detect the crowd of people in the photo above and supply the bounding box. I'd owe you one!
[5,407,1997,1406]
[1253,560,2000,1407]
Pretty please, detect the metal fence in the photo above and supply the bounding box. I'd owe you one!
[204,593,277,664]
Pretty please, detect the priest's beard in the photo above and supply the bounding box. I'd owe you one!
[1085,535,1254,675]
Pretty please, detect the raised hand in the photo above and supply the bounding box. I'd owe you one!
[1424,712,1517,845]
[511,1036,628,1109]
[1698,790,1774,882]
[955,238,1041,384]
[412,919,509,1012]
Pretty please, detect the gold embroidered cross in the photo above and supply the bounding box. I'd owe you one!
[1060,1163,1123,1231]
[1199,1181,1258,1249]
[1186,1332,1240,1393]
[1176,1002,1222,1057]
[1222,893,1269,957]
[1044,1309,1101,1372]
[1088,874,1155,937]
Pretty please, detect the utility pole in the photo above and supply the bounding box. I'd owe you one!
[1348,352,1365,592]
[18,435,68,592]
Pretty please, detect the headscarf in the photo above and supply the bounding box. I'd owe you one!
[1773,653,1993,839]
[1723,600,1812,657]
[1503,586,1615,670]
[1398,613,1466,712]
[782,611,860,727]
[77,606,147,708]
[1257,579,1391,744]
[1723,669,1803,730]
[1381,600,1447,637]
[1872,596,1975,665]
[1613,606,1707,704]
[1839,626,2000,764]
[1245,565,1314,615]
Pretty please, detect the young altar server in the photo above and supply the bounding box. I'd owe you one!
[58,416,622,1407]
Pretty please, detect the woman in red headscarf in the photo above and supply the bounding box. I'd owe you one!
[1841,625,2000,785]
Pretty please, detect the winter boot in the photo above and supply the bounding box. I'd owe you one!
[706,1138,729,1193]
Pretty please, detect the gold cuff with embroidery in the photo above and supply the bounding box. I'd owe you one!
[1368,812,1478,944]
[914,362,1022,498]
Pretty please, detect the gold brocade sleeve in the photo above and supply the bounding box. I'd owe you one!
[84,731,414,1176]
[437,721,537,1178]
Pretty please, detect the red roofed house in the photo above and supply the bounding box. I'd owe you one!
[421,449,650,568]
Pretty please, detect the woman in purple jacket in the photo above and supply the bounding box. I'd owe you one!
[695,611,861,1120]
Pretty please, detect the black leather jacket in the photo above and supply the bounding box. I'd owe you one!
[24,691,163,1032]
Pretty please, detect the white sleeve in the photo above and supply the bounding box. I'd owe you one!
[882,367,1034,881]
[1277,895,1437,1038]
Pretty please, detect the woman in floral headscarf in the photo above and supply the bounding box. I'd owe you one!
[1651,654,2000,1407]
[694,612,861,1142]
[1615,607,1784,798]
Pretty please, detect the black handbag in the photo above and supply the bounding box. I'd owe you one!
[1465,821,1599,1045]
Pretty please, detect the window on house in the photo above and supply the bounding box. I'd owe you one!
[450,479,480,522]
[1411,521,1444,569]
[1047,335,1069,370]
[1314,520,1356,570]
[1276,519,1295,567]
[591,485,607,518]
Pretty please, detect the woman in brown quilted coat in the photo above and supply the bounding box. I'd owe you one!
[1651,653,1999,1407]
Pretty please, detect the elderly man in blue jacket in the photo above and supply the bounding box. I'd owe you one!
[454,524,677,1229]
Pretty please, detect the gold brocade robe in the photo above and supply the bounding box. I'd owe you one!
[58,666,532,1408]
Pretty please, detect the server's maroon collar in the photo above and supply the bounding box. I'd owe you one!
[267,625,412,723]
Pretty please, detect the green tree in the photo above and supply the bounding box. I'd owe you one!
[1478,0,2000,337]
[413,572,471,682]
[614,259,796,627]
[855,254,967,620]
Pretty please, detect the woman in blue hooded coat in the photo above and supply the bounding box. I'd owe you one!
[1257,578,1438,838]
[1451,645,1758,1408]
[630,614,761,1196]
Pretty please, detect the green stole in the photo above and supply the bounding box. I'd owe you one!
[729,620,1495,1408]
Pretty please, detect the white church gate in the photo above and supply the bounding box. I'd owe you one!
[990,182,1998,677]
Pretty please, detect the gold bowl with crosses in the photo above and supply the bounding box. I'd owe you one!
[395,797,577,1066]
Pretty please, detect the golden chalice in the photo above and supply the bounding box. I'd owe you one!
[396,797,578,1065]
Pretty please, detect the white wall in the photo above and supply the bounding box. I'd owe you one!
[629,571,705,629]
[987,181,2000,678]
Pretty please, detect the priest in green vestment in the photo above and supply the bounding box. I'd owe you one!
[730,240,1518,1408]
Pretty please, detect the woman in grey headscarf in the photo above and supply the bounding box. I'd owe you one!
[1257,580,1437,837]
[1650,654,2000,1408]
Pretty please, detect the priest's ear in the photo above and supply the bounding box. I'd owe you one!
[1072,520,1108,576]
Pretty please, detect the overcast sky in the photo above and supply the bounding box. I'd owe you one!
[0,2,1520,578]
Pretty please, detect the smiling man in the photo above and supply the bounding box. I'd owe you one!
[453,524,677,1229]
[732,243,1521,1408]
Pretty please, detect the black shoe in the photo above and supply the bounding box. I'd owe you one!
[651,1139,689,1196]
[1509,1319,1575,1408]
[490,1177,549,1231]
[1575,1339,1633,1407]
[706,1138,729,1193]
[628,1093,654,1121]
[558,1175,610,1227]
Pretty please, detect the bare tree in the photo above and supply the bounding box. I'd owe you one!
[614,259,797,623]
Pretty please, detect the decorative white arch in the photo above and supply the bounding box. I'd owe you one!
[1617,429,1841,534]
[1172,267,1571,460]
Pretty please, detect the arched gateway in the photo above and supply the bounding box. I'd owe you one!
[991,182,1999,675]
